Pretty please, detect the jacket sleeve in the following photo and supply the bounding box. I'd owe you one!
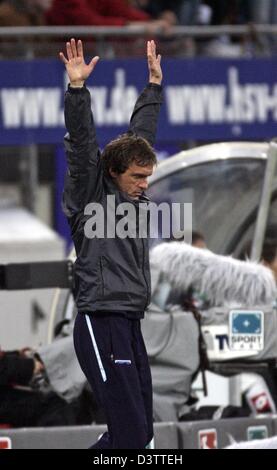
[62,85,102,231]
[129,83,163,146]
[0,353,34,386]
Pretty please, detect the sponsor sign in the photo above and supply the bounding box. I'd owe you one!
[0,437,12,450]
[198,429,218,449]
[247,426,268,441]
[229,311,264,351]
[1,59,277,145]
[245,380,276,414]
[202,325,258,361]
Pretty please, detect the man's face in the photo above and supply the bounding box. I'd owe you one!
[263,255,277,281]
[269,256,277,281]
[192,239,206,249]
[109,162,154,200]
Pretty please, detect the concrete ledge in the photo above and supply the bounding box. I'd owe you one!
[0,423,178,450]
[0,419,274,449]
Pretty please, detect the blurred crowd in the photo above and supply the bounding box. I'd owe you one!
[1,1,277,58]
[0,0,276,28]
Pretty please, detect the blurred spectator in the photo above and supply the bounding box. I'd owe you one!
[205,0,241,25]
[47,0,148,26]
[0,0,52,26]
[167,229,207,247]
[240,239,277,281]
[242,0,277,54]
[179,0,201,25]
[133,0,201,26]
[204,0,277,26]
[203,1,248,57]
[192,230,207,249]
[46,0,173,33]
[244,0,277,25]
[0,346,95,427]
[133,1,208,58]
[132,0,177,25]
[197,2,212,25]
[261,240,277,281]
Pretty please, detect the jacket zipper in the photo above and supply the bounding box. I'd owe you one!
[99,257,105,297]
[141,238,150,310]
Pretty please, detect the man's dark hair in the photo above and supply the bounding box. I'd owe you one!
[168,230,206,244]
[192,231,205,246]
[261,239,277,264]
[239,238,277,263]
[101,133,157,175]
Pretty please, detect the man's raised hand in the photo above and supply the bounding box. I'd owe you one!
[59,39,99,87]
[147,40,162,86]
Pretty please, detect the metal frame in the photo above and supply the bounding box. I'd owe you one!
[1,24,277,38]
[149,142,269,185]
[251,140,277,260]
[0,24,276,60]
[149,141,276,258]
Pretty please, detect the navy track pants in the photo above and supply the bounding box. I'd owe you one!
[73,313,153,449]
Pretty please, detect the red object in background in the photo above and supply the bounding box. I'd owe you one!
[46,0,150,26]
[249,392,274,413]
[198,429,218,449]
[0,438,12,449]
[245,381,276,415]
[0,425,11,429]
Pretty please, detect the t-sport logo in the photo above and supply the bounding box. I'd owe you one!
[229,311,264,351]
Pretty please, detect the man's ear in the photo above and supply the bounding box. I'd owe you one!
[262,260,270,268]
[109,168,117,179]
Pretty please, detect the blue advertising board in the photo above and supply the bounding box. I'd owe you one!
[1,57,277,145]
